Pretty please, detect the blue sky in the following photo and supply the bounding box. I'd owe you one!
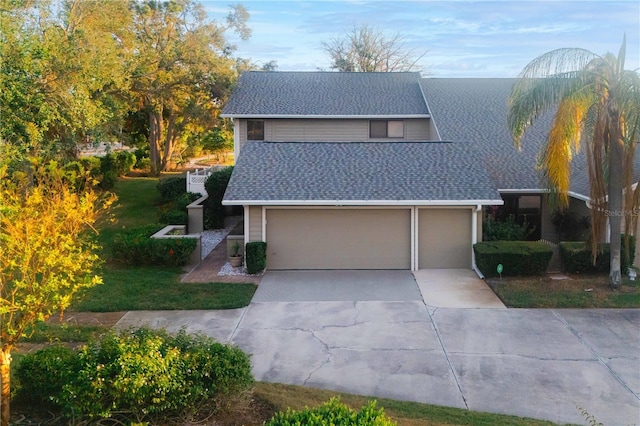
[204,0,640,77]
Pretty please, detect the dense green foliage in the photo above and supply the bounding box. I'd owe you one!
[473,241,553,277]
[156,178,200,226]
[16,328,254,422]
[267,397,396,426]
[483,214,533,241]
[110,225,197,266]
[157,176,188,201]
[560,236,636,274]
[0,1,251,172]
[99,151,137,189]
[551,211,590,241]
[246,241,267,274]
[16,346,80,407]
[204,166,234,229]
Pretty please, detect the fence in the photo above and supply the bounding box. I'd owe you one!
[186,167,214,196]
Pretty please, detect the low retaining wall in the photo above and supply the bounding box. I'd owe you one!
[151,225,202,265]
[187,194,208,234]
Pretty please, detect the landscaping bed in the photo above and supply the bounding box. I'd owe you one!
[486,274,640,308]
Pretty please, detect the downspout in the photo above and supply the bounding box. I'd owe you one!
[472,204,484,279]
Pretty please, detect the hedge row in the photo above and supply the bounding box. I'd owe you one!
[560,236,636,273]
[204,166,233,229]
[17,328,253,422]
[110,225,197,266]
[473,241,553,277]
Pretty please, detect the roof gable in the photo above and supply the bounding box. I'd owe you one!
[222,71,430,117]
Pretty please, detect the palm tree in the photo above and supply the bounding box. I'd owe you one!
[508,36,640,288]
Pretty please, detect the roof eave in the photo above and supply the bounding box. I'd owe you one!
[498,188,591,202]
[222,199,504,206]
[220,114,431,119]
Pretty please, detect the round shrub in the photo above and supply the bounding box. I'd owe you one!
[266,397,396,426]
[18,328,254,423]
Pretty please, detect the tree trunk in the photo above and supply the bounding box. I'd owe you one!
[0,348,12,426]
[161,112,176,172]
[608,125,625,289]
[148,106,163,176]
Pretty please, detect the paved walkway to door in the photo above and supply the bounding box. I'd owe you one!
[413,269,506,308]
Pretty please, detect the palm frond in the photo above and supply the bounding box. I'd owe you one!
[542,96,590,208]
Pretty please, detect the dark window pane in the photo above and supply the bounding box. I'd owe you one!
[370,120,387,138]
[247,120,264,140]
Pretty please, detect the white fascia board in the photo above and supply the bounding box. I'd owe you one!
[222,199,504,206]
[498,188,591,202]
[220,114,431,119]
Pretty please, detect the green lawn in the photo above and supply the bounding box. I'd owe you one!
[103,176,164,228]
[487,274,640,308]
[72,265,256,311]
[70,177,257,312]
[22,322,109,344]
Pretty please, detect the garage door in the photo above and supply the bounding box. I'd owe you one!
[418,209,471,269]
[266,209,411,270]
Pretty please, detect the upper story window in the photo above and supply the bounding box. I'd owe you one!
[247,120,264,140]
[370,120,404,138]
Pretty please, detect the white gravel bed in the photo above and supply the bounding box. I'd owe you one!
[200,216,242,259]
[217,262,249,276]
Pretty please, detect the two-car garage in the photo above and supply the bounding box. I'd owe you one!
[263,207,474,270]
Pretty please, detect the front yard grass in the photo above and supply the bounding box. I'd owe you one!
[69,176,258,313]
[72,265,256,311]
[487,274,640,308]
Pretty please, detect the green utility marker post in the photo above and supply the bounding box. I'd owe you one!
[497,263,503,280]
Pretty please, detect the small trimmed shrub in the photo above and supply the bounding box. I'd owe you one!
[560,235,636,273]
[474,241,553,277]
[18,328,254,422]
[110,225,197,266]
[204,166,233,229]
[266,397,396,426]
[246,241,267,274]
[157,176,187,202]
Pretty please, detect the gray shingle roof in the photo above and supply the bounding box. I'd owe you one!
[421,78,592,197]
[223,142,502,204]
[221,71,430,117]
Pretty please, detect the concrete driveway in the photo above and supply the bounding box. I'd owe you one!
[116,270,640,425]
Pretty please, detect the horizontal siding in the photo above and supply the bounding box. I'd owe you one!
[405,119,434,140]
[248,206,262,242]
[273,119,366,141]
[237,118,434,142]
